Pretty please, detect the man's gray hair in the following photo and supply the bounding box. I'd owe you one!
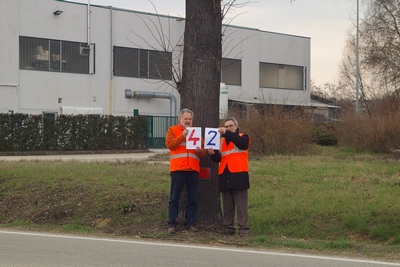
[224,117,238,126]
[179,108,194,119]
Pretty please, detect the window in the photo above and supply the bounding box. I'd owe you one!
[114,46,172,80]
[259,62,304,90]
[221,58,241,85]
[19,36,90,74]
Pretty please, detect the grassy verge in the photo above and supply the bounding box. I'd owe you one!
[0,146,399,262]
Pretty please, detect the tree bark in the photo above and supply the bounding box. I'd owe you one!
[181,0,223,224]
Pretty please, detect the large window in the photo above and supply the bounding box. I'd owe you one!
[221,58,241,85]
[114,46,172,80]
[259,62,304,90]
[19,36,90,74]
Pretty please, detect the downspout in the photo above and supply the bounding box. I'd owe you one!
[87,0,90,45]
[87,0,92,107]
[125,90,177,117]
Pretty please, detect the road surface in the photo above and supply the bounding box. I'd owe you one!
[1,230,399,267]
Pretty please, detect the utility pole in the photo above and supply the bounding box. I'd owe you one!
[355,0,360,113]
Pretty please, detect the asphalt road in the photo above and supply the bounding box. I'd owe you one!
[1,230,399,267]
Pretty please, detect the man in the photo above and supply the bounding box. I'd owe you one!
[165,108,206,234]
[208,117,250,237]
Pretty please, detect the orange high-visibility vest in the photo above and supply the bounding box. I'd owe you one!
[218,133,250,175]
[169,126,200,172]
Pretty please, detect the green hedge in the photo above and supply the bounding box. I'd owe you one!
[0,113,148,152]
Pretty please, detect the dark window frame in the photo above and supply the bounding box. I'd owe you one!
[114,46,172,80]
[221,58,242,86]
[259,62,304,90]
[19,36,91,74]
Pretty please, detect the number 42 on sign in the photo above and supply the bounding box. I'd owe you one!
[186,127,220,150]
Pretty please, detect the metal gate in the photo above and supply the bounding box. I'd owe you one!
[146,115,177,148]
[133,110,177,148]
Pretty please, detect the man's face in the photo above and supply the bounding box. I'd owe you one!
[224,120,237,133]
[179,112,193,128]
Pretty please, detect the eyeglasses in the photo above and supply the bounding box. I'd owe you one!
[224,124,236,128]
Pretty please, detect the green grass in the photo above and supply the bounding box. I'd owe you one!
[249,148,400,248]
[249,154,400,241]
[1,146,400,261]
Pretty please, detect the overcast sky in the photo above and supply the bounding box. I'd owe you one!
[69,0,360,86]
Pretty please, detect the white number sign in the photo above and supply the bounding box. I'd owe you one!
[185,127,201,149]
[204,128,220,149]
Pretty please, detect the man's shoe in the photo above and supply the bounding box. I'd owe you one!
[239,232,249,237]
[217,228,235,235]
[239,228,250,237]
[168,226,176,235]
[186,226,199,232]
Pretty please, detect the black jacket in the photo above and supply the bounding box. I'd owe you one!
[210,128,250,192]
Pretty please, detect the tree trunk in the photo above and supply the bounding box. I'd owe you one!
[181,0,223,224]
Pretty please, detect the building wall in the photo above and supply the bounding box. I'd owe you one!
[0,0,20,112]
[223,26,311,105]
[0,0,311,116]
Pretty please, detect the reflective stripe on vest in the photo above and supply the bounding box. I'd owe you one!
[221,146,247,156]
[170,153,200,160]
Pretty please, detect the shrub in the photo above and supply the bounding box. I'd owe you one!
[336,98,400,153]
[0,113,148,152]
[229,105,314,154]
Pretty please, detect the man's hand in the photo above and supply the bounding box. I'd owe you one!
[218,127,226,134]
[182,128,188,137]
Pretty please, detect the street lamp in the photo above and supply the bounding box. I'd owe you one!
[355,0,359,113]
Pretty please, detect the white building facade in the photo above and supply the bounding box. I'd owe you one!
[0,0,311,117]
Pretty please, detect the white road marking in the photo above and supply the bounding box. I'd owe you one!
[1,230,399,266]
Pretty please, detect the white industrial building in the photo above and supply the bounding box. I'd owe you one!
[0,0,314,118]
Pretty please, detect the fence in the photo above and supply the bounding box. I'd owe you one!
[145,115,177,148]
